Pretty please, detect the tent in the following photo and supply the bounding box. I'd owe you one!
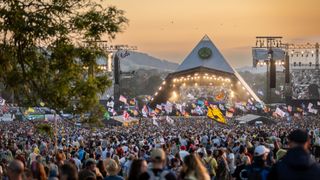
[150,35,262,107]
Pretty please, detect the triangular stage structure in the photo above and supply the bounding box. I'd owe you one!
[150,35,262,107]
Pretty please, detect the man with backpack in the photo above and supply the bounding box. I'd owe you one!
[203,150,218,180]
[139,148,177,180]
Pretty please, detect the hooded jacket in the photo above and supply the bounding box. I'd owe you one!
[268,147,320,180]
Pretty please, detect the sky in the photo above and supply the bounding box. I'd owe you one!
[101,0,320,67]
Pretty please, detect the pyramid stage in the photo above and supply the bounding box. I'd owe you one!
[150,35,262,107]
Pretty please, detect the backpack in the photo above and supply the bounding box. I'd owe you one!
[243,166,269,180]
[147,170,170,180]
[204,157,213,175]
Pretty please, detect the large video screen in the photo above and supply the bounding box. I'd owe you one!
[291,69,320,100]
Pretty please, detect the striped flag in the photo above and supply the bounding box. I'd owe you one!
[119,95,127,104]
[0,97,5,106]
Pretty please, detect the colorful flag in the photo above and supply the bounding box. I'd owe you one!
[119,95,127,104]
[104,111,110,120]
[219,104,225,111]
[142,105,148,117]
[123,110,130,120]
[207,106,227,124]
[226,111,233,118]
[129,99,135,105]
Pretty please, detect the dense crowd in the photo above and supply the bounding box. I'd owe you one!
[1,115,320,180]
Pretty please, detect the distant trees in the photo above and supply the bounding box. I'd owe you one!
[0,0,128,124]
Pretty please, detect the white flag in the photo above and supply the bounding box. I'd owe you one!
[0,97,5,106]
[166,116,174,124]
[152,117,159,126]
[308,103,313,110]
[275,107,286,117]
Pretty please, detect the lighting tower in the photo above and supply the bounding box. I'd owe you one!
[253,36,284,103]
[82,40,137,110]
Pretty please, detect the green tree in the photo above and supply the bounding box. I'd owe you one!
[0,0,128,125]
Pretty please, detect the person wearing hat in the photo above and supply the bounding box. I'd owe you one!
[139,148,177,180]
[268,129,320,180]
[242,145,271,180]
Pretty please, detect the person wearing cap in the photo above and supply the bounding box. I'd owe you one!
[243,145,271,180]
[268,129,320,180]
[139,148,177,180]
[179,145,189,161]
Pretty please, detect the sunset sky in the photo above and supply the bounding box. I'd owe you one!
[102,0,320,67]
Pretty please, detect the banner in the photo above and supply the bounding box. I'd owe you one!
[207,106,226,124]
[166,116,174,124]
[119,95,127,104]
[275,107,286,117]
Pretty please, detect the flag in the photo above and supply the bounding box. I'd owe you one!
[275,90,280,95]
[123,110,130,120]
[308,108,318,114]
[226,111,233,118]
[27,107,35,113]
[119,95,127,104]
[142,105,148,117]
[0,97,5,106]
[129,99,135,105]
[207,106,227,124]
[215,92,225,101]
[40,102,45,107]
[166,116,174,124]
[197,100,204,106]
[195,106,203,115]
[218,104,225,111]
[156,104,162,110]
[152,117,159,126]
[257,90,264,96]
[318,101,320,106]
[308,103,313,110]
[165,102,173,114]
[104,111,110,120]
[133,110,139,116]
[275,108,286,117]
[297,107,303,112]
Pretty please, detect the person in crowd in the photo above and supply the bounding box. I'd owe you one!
[60,163,79,180]
[97,160,107,178]
[7,159,24,180]
[127,159,148,180]
[268,129,320,180]
[139,148,177,180]
[202,149,217,179]
[245,145,271,180]
[179,153,210,180]
[216,149,230,180]
[179,145,190,161]
[104,159,123,180]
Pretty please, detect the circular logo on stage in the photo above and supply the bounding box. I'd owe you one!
[198,47,212,59]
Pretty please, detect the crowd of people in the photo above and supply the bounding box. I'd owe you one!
[1,114,320,180]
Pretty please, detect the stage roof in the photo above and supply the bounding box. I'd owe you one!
[175,35,235,74]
